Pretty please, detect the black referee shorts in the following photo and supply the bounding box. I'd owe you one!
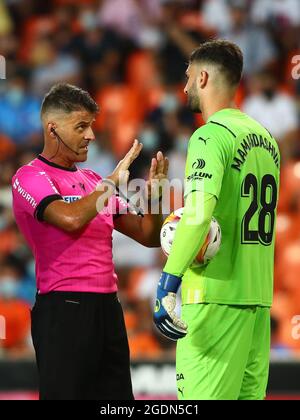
[31,291,133,400]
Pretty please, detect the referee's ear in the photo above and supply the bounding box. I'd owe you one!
[48,123,56,138]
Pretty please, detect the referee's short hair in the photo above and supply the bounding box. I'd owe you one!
[41,83,99,118]
[190,40,244,87]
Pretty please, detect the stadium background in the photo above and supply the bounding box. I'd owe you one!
[0,0,300,400]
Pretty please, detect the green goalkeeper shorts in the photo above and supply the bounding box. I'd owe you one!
[176,303,270,400]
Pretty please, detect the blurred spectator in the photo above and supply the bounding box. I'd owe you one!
[243,70,299,160]
[0,259,32,359]
[0,72,42,145]
[0,0,13,36]
[98,0,162,48]
[202,0,232,32]
[113,230,158,269]
[158,1,205,84]
[167,124,192,183]
[270,316,294,359]
[278,161,300,213]
[251,0,300,28]
[70,5,125,90]
[79,134,116,176]
[272,290,300,352]
[0,205,13,235]
[0,134,16,162]
[124,306,162,360]
[221,0,277,77]
[0,159,16,207]
[30,38,81,96]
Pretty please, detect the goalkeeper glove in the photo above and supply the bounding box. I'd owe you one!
[153,272,187,341]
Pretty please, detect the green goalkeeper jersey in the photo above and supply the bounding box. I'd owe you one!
[181,108,280,307]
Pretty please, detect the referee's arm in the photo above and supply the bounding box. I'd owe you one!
[114,209,163,248]
[43,140,143,233]
[43,188,113,233]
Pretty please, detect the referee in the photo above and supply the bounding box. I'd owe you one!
[12,83,168,400]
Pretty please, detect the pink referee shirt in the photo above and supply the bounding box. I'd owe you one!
[12,155,128,294]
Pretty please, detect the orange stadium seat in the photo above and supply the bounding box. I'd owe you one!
[0,134,16,162]
[126,51,160,92]
[275,236,300,290]
[235,83,246,108]
[272,292,300,351]
[280,242,300,296]
[95,85,145,157]
[124,310,162,360]
[0,299,30,351]
[275,215,300,291]
[279,161,300,212]
[276,213,300,250]
[0,230,19,256]
[18,16,56,63]
[125,267,146,303]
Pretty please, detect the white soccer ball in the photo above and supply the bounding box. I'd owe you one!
[160,207,222,266]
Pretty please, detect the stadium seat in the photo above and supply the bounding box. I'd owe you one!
[95,85,145,157]
[126,51,159,92]
[18,16,56,63]
[0,299,30,351]
[279,161,300,212]
[0,134,16,162]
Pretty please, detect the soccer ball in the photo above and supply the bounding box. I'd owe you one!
[160,207,222,266]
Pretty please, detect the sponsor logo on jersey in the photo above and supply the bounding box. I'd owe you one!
[198,136,210,145]
[63,196,82,203]
[178,387,184,398]
[187,171,213,181]
[13,178,37,208]
[79,183,86,192]
[192,159,206,170]
[176,373,184,381]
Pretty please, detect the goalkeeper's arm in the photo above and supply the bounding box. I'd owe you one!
[164,190,217,276]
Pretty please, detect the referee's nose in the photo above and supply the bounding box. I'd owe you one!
[85,127,96,142]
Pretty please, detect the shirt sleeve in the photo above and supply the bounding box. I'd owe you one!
[164,191,217,276]
[184,126,230,199]
[12,166,62,221]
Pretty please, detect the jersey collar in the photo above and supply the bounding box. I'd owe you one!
[38,155,78,172]
[207,108,242,122]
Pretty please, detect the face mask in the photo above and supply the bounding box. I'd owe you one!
[0,218,8,231]
[86,142,98,157]
[161,94,179,113]
[140,129,159,151]
[27,259,36,279]
[262,88,276,101]
[6,87,24,106]
[80,11,98,31]
[0,278,19,299]
[175,136,189,153]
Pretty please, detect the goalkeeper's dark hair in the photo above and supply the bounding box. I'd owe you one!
[41,83,99,118]
[190,40,243,87]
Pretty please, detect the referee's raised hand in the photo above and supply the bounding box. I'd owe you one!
[108,139,143,186]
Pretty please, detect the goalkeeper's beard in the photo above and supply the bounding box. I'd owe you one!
[187,91,202,113]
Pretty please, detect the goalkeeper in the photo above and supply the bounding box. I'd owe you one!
[153,40,280,400]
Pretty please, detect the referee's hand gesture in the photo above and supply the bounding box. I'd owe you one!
[108,140,143,186]
[146,151,169,201]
